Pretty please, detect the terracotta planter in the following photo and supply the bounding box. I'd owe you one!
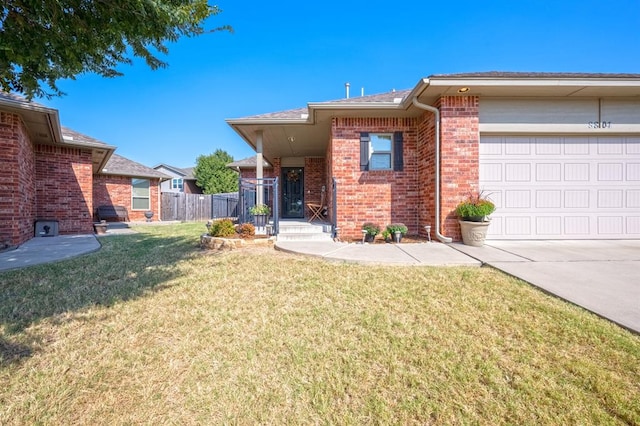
[459,220,490,247]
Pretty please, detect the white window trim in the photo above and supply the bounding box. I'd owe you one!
[132,178,151,211]
[369,133,393,171]
[171,178,184,190]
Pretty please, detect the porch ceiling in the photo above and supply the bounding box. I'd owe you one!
[227,106,419,163]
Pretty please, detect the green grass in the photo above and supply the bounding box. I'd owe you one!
[1,223,639,424]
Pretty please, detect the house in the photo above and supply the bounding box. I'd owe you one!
[0,93,167,246]
[153,164,203,194]
[227,72,640,241]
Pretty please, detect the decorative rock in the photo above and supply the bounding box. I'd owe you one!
[200,234,274,250]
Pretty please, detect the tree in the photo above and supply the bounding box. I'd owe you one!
[194,149,237,194]
[0,1,231,99]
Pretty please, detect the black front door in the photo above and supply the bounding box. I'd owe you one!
[282,167,304,218]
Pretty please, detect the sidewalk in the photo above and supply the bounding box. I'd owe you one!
[0,234,101,272]
[275,240,481,266]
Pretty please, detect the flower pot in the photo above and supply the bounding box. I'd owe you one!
[364,234,376,243]
[254,214,267,227]
[393,231,403,243]
[459,220,491,247]
[144,211,154,222]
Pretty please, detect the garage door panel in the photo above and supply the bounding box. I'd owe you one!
[480,136,639,239]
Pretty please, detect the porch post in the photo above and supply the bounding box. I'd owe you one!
[256,130,264,205]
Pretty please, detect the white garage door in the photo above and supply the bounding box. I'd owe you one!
[480,136,640,239]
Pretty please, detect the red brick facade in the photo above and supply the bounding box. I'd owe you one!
[330,117,420,239]
[93,174,161,222]
[0,112,36,245]
[438,96,480,241]
[35,144,94,235]
[303,157,326,217]
[237,96,481,242]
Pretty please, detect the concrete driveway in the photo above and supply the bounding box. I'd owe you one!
[452,240,640,334]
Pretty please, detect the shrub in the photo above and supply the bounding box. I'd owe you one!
[362,222,380,236]
[455,192,496,219]
[237,222,255,239]
[249,204,270,215]
[386,223,408,235]
[209,218,236,237]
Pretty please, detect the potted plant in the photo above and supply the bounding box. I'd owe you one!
[386,223,408,243]
[455,192,496,246]
[362,222,380,243]
[381,229,392,243]
[249,204,270,227]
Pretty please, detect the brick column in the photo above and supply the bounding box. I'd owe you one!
[438,96,480,241]
[0,112,36,245]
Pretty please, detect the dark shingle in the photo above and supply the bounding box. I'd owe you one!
[103,154,169,179]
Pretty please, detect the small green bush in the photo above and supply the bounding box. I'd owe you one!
[455,192,496,219]
[237,222,255,238]
[362,222,380,236]
[209,219,236,237]
[386,223,408,235]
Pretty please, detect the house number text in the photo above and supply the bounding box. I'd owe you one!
[588,121,612,129]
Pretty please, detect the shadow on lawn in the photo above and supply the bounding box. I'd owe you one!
[0,231,199,366]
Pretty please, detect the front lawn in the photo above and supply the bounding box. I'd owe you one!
[1,223,638,424]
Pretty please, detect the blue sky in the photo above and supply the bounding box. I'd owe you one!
[38,0,640,169]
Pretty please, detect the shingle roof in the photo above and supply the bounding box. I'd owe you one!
[0,92,45,105]
[103,154,169,179]
[429,71,640,79]
[61,126,115,149]
[154,163,197,179]
[241,90,412,120]
[227,156,272,169]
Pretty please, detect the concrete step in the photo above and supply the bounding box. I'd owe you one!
[276,220,333,241]
[276,232,333,242]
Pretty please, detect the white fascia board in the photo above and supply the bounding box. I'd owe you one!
[308,102,406,110]
[225,117,309,125]
[428,78,640,88]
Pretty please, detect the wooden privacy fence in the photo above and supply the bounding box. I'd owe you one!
[161,192,239,221]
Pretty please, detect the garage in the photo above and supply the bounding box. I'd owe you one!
[480,135,640,239]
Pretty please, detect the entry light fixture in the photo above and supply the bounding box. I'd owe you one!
[287,136,295,143]
[457,87,470,93]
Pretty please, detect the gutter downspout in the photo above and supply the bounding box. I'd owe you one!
[412,97,453,243]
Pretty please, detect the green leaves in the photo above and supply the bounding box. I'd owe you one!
[194,149,238,194]
[0,0,231,99]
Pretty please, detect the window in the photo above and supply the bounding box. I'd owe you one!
[370,133,393,170]
[132,178,150,210]
[171,178,183,190]
[360,132,404,171]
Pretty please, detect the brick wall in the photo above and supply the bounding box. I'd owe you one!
[304,157,326,217]
[35,144,94,235]
[0,112,36,245]
[417,111,437,240]
[330,117,420,239]
[93,174,161,222]
[438,96,480,241]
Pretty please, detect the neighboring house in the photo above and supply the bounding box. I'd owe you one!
[227,72,640,241]
[94,153,168,222]
[153,164,202,194]
[0,93,168,246]
[227,156,273,178]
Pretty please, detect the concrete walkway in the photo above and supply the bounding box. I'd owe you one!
[276,240,481,266]
[0,234,101,271]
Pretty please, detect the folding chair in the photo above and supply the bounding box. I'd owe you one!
[307,186,326,222]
